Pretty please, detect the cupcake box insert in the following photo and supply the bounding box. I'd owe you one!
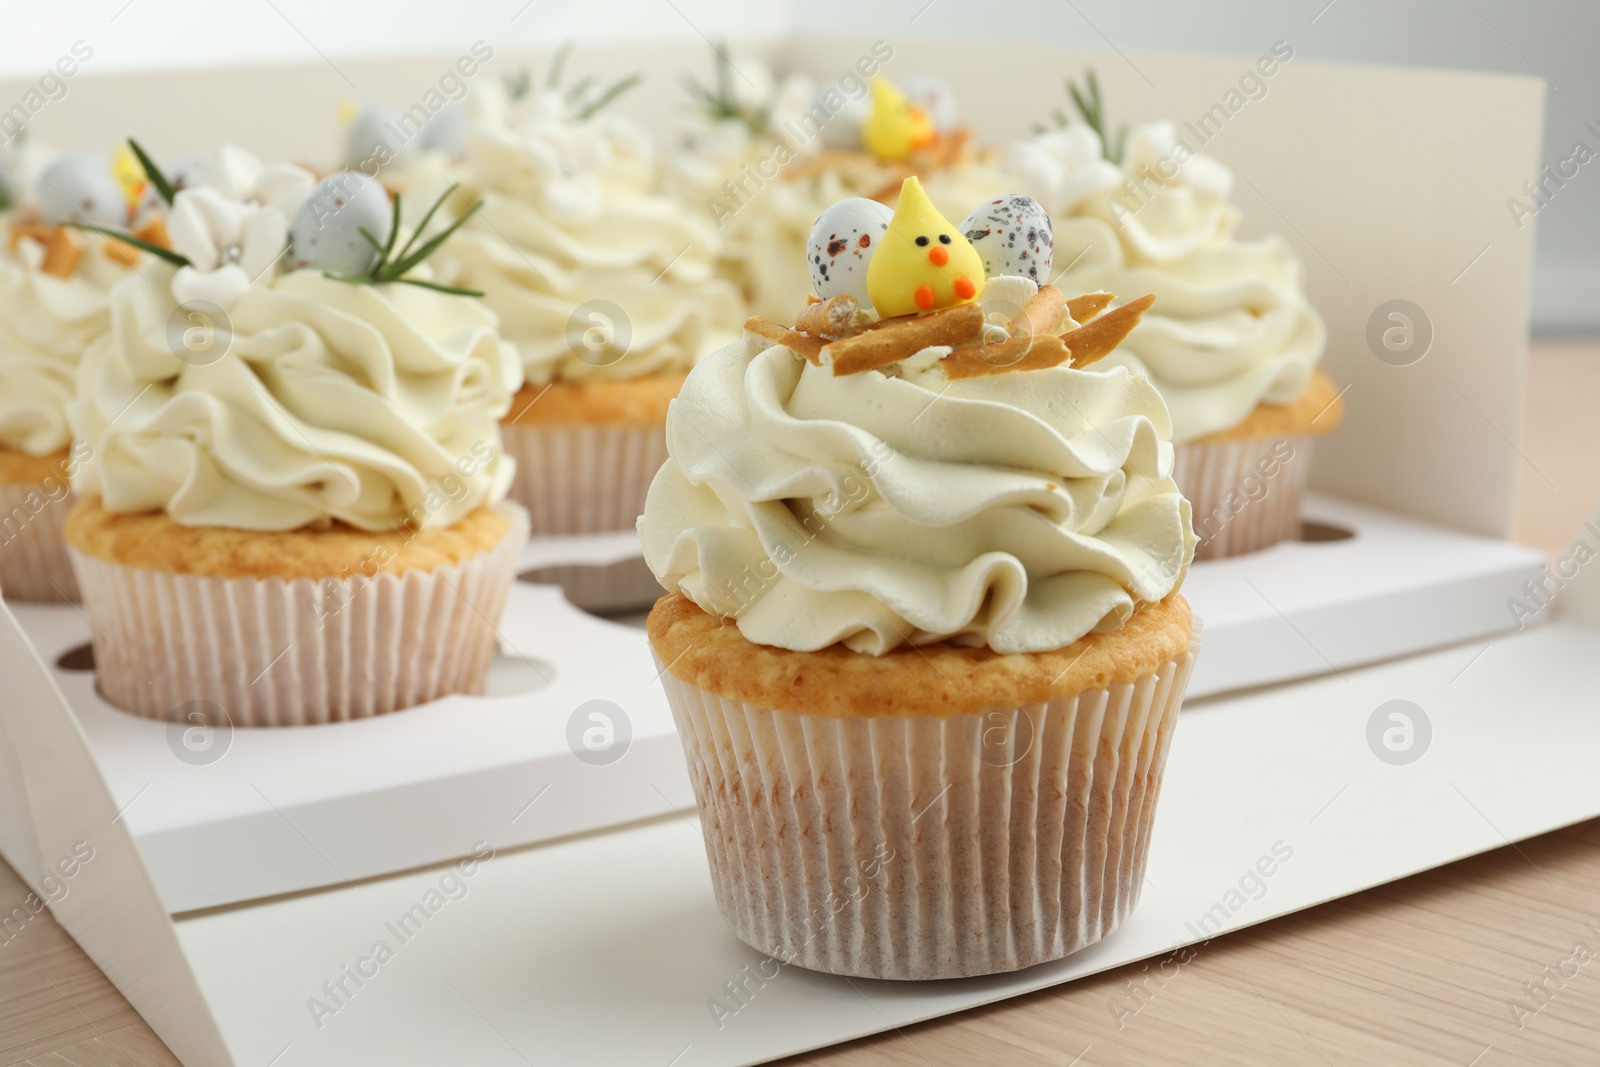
[0,39,1578,1067]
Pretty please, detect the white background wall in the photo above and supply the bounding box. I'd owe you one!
[0,0,1590,331]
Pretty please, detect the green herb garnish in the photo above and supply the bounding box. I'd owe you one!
[574,72,642,120]
[546,41,573,90]
[322,183,484,297]
[504,68,532,102]
[682,42,771,135]
[1069,71,1126,165]
[503,44,640,121]
[128,138,177,206]
[63,222,192,267]
[1036,70,1127,166]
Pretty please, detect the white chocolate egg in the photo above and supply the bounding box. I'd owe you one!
[806,198,893,304]
[289,172,394,275]
[421,105,469,158]
[346,105,420,173]
[36,152,126,227]
[960,195,1054,284]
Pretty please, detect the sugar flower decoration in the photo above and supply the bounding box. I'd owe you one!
[166,148,314,308]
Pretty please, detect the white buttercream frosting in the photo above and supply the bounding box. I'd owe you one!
[69,263,520,532]
[639,280,1194,655]
[1011,120,1325,442]
[427,89,744,384]
[0,229,132,455]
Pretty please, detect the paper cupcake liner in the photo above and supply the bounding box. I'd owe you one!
[657,630,1200,980]
[0,482,79,602]
[501,422,665,536]
[502,422,665,610]
[67,504,528,727]
[1175,435,1313,561]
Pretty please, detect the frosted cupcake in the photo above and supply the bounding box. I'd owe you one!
[725,67,1012,322]
[378,63,745,608]
[641,180,1198,979]
[0,150,151,601]
[65,146,525,725]
[1012,77,1339,559]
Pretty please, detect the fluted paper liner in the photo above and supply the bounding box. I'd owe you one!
[1176,435,1313,561]
[503,421,665,610]
[0,482,79,602]
[67,504,528,727]
[656,627,1200,980]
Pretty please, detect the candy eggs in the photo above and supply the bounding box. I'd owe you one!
[421,105,469,158]
[346,106,420,172]
[288,172,394,275]
[867,176,984,317]
[960,195,1054,284]
[36,152,126,227]
[807,197,893,304]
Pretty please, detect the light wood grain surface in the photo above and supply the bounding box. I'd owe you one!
[3,343,1598,1067]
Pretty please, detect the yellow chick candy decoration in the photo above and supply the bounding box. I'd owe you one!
[866,176,985,318]
[110,143,147,214]
[861,75,937,162]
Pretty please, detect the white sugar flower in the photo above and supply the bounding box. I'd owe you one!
[165,147,314,308]
[1007,125,1123,215]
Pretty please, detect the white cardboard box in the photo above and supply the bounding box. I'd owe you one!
[0,39,1569,1067]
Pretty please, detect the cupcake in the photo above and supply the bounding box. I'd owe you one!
[65,146,525,726]
[0,150,149,601]
[397,60,745,609]
[726,67,1013,323]
[640,179,1199,979]
[1012,76,1340,559]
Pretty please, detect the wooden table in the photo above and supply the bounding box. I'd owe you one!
[4,343,1597,1067]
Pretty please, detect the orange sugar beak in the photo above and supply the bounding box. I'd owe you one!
[927,246,949,266]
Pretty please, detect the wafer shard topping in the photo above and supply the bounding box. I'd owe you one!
[785,191,1152,378]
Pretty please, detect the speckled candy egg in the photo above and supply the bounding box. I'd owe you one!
[960,195,1054,284]
[421,106,469,159]
[36,152,126,227]
[807,198,893,304]
[289,172,394,275]
[346,106,419,172]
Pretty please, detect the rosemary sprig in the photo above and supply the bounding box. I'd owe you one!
[322,183,485,297]
[682,42,771,134]
[564,74,596,108]
[0,130,25,211]
[1067,71,1126,166]
[504,68,532,102]
[574,72,642,120]
[504,45,640,122]
[546,41,573,89]
[128,138,177,206]
[63,222,191,267]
